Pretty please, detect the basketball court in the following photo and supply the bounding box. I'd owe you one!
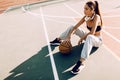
[0,0,120,80]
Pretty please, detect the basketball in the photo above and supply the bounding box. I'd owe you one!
[59,40,72,54]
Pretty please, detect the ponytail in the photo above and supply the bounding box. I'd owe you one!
[94,1,103,25]
[94,1,99,15]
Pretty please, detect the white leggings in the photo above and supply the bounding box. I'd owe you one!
[59,26,102,59]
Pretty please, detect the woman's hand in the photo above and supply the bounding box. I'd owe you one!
[78,33,88,45]
[65,36,71,41]
[66,35,71,40]
[78,38,83,45]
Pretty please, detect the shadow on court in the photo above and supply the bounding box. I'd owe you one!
[53,43,98,80]
[4,44,98,80]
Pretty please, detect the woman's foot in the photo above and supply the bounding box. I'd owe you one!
[50,38,61,46]
[71,61,85,74]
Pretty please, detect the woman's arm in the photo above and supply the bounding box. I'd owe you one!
[67,16,85,39]
[84,15,100,37]
[78,15,100,45]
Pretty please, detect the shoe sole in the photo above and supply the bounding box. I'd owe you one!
[50,43,60,46]
[71,65,85,74]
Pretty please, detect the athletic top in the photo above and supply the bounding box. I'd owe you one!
[87,26,101,32]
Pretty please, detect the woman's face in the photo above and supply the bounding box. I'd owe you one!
[84,4,94,16]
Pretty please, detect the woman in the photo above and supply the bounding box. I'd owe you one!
[50,1,103,74]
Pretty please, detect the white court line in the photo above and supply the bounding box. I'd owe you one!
[103,15,120,18]
[22,6,120,19]
[22,6,75,25]
[63,3,120,61]
[45,18,74,25]
[63,3,83,23]
[103,44,120,61]
[102,29,120,44]
[44,15,79,19]
[22,5,120,44]
[104,26,120,29]
[22,7,79,19]
[22,6,120,30]
[40,8,59,80]
[63,3,82,21]
[63,3,82,16]
[103,8,120,14]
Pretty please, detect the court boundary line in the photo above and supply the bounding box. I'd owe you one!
[22,6,74,25]
[102,29,120,44]
[103,15,120,18]
[103,44,120,61]
[21,6,79,19]
[63,3,82,22]
[40,7,59,80]
[22,6,120,19]
[24,11,120,27]
[104,26,120,29]
[22,7,120,28]
[63,3,82,17]
[103,8,120,14]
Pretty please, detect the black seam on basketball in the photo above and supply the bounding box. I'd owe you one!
[60,42,72,48]
[60,45,69,48]
[59,44,70,48]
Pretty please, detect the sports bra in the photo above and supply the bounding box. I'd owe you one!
[87,26,101,32]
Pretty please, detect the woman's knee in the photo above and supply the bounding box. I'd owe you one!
[74,28,86,38]
[86,34,94,40]
[68,25,74,30]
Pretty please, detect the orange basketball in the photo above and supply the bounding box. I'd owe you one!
[59,40,72,54]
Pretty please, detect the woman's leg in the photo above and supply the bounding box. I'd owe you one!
[71,34,102,74]
[50,26,86,45]
[59,25,74,40]
[59,26,86,40]
[50,26,74,45]
[81,34,102,60]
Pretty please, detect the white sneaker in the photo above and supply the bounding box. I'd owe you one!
[71,64,85,74]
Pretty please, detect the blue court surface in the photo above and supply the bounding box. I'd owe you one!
[0,0,120,80]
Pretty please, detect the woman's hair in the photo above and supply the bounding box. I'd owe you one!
[86,1,103,25]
